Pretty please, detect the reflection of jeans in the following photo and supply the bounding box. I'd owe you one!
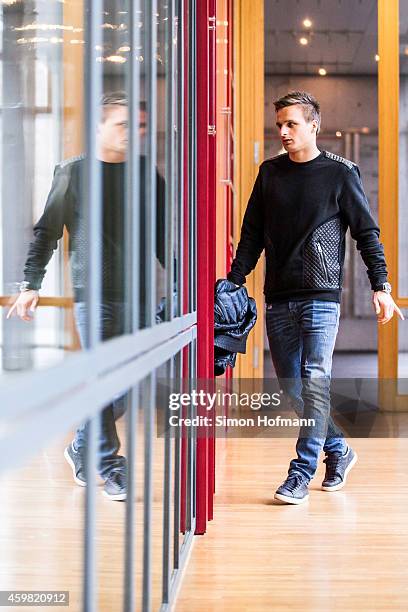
[73,302,126,478]
[266,300,347,482]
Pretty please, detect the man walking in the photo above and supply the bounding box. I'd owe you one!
[227,91,403,504]
[8,92,165,501]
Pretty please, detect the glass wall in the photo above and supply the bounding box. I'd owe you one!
[1,0,67,370]
[0,0,190,365]
[264,0,380,352]
[0,0,198,609]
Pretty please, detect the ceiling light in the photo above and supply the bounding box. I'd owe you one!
[375,54,380,62]
[318,67,327,76]
[299,37,308,46]
[14,23,74,32]
[336,131,342,138]
[17,36,48,44]
[106,55,126,63]
[303,18,312,28]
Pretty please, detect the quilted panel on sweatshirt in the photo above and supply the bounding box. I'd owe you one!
[303,217,342,289]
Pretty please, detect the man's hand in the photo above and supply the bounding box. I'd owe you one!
[7,290,39,322]
[373,291,404,324]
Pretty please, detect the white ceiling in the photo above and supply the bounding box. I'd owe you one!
[264,0,408,76]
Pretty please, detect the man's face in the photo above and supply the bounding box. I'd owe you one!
[98,105,128,155]
[98,106,147,156]
[276,104,318,153]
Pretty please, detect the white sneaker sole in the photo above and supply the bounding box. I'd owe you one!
[274,492,309,505]
[321,452,358,492]
[102,490,127,501]
[64,447,87,488]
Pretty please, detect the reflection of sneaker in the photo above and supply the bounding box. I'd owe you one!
[274,472,309,505]
[322,447,358,492]
[103,470,127,501]
[64,443,86,487]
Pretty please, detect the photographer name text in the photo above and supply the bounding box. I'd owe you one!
[168,415,315,428]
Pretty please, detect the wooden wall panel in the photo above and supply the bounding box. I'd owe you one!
[63,1,84,158]
[63,1,84,350]
[378,0,399,407]
[233,0,264,378]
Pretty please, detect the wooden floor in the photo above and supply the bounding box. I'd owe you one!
[1,419,408,611]
[0,414,178,612]
[176,437,408,612]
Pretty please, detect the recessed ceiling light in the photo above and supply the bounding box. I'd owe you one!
[336,131,342,138]
[318,67,327,76]
[299,37,308,46]
[106,55,127,63]
[303,18,312,28]
[375,54,380,62]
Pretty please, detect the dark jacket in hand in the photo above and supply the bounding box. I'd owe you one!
[214,279,257,376]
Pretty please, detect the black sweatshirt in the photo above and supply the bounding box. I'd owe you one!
[23,155,165,302]
[227,150,388,303]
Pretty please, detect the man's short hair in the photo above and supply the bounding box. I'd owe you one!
[100,91,127,121]
[100,91,128,107]
[99,91,147,121]
[273,91,321,133]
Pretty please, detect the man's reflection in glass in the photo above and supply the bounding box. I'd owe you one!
[8,92,166,500]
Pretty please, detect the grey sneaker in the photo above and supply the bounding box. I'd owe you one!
[103,470,127,501]
[64,443,86,487]
[322,447,358,492]
[274,472,309,505]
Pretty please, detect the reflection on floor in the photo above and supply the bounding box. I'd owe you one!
[3,349,407,380]
[176,437,408,611]
[265,350,408,379]
[176,353,408,610]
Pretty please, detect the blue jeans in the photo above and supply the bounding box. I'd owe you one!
[265,299,347,482]
[73,302,127,478]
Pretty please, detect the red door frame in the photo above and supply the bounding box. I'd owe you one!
[224,0,234,384]
[180,0,191,536]
[207,0,217,523]
[196,0,216,535]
